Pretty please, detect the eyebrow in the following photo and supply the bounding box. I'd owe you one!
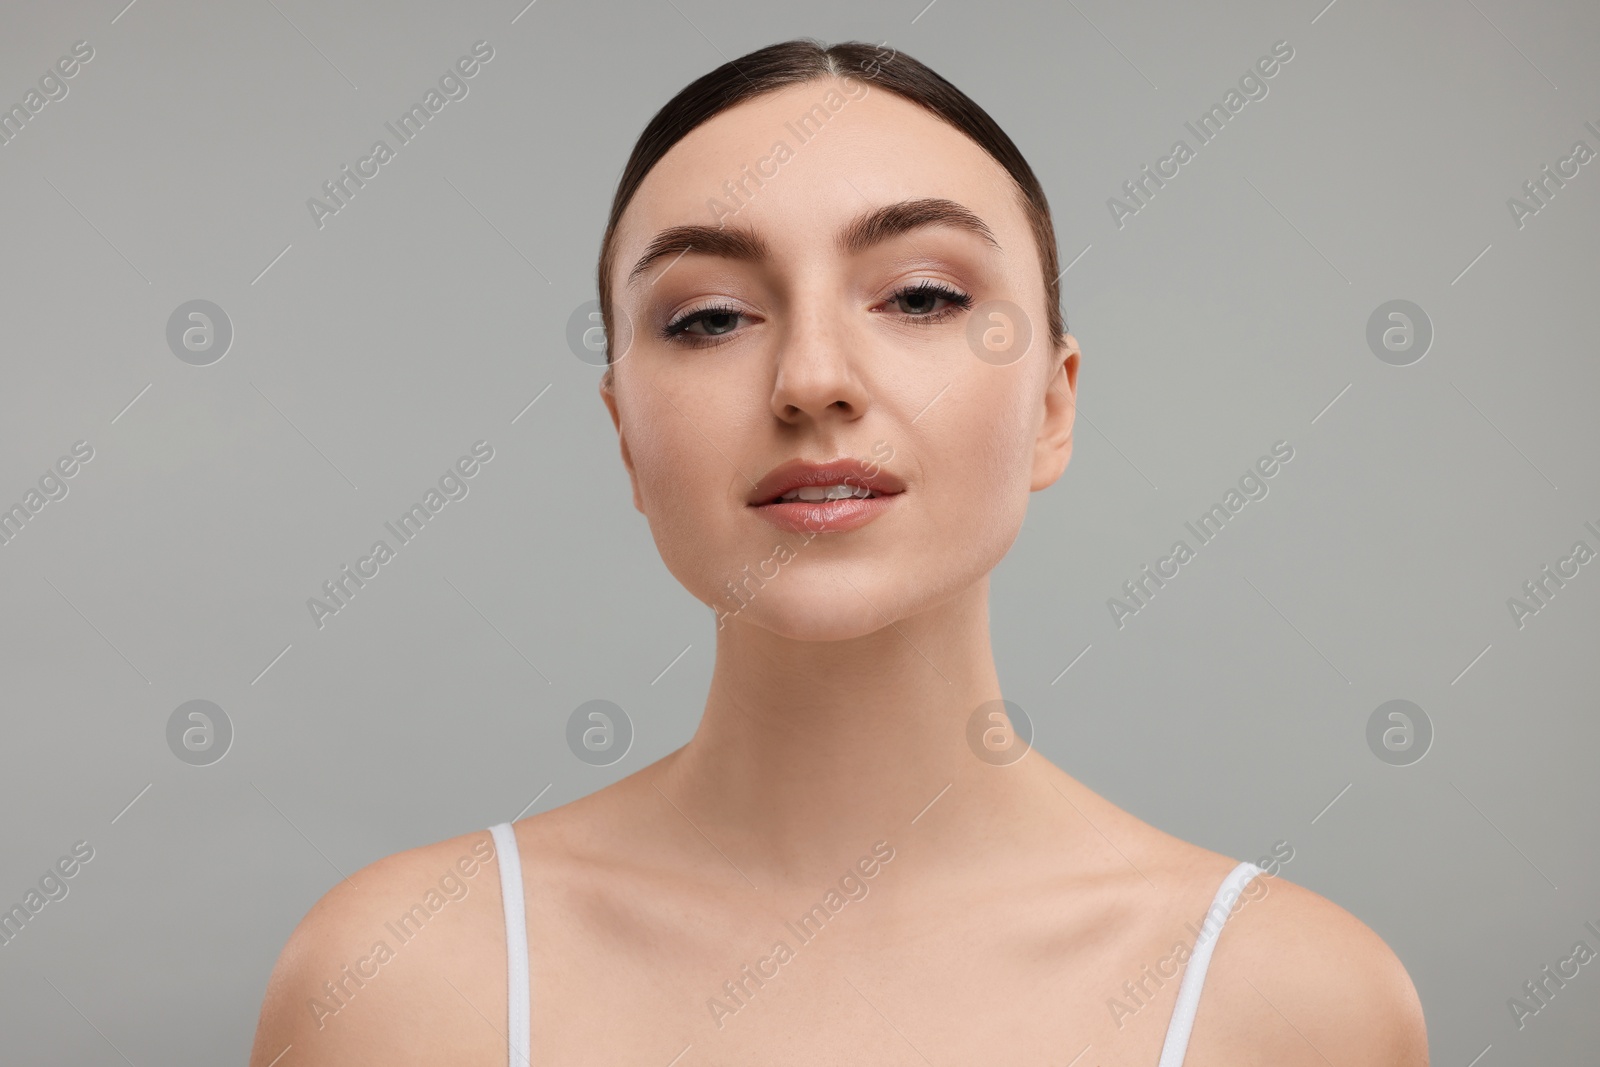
[625,197,1001,287]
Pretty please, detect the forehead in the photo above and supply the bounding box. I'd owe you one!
[611,78,1027,285]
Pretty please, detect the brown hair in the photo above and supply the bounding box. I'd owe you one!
[595,37,1066,371]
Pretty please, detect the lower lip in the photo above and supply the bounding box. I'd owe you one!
[748,493,901,533]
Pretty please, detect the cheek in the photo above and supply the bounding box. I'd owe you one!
[942,378,1038,507]
[902,378,1037,574]
[623,395,745,590]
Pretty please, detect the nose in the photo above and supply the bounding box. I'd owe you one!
[768,305,869,426]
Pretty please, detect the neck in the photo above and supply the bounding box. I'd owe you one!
[658,578,1063,886]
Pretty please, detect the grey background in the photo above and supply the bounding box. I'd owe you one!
[1,0,1596,1063]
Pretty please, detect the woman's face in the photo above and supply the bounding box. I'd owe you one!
[601,74,1079,641]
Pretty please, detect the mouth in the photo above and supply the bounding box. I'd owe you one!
[769,484,889,504]
[746,457,905,533]
[745,457,907,507]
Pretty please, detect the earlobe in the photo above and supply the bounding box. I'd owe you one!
[598,372,622,443]
[1030,335,1079,492]
[598,373,646,514]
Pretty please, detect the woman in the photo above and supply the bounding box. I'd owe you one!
[250,38,1428,1066]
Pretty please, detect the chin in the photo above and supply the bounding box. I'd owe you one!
[729,592,899,642]
[705,560,976,642]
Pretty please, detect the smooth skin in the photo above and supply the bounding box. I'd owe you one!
[249,75,1428,1066]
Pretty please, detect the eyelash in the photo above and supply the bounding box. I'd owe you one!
[659,281,975,349]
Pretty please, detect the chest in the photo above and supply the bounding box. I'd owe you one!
[519,896,1196,1066]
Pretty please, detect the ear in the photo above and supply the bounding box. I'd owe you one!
[598,369,646,514]
[1030,332,1079,492]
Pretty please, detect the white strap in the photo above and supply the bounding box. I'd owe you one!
[488,822,531,1066]
[1155,861,1263,1067]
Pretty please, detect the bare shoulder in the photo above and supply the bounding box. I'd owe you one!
[1039,768,1427,1063]
[247,826,511,1067]
[1190,868,1429,1066]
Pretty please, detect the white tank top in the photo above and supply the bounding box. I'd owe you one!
[487,821,1262,1065]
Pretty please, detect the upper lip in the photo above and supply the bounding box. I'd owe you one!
[746,457,906,505]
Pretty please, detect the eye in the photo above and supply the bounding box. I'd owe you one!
[658,280,976,350]
[661,303,746,348]
[880,281,974,325]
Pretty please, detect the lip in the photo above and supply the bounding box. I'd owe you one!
[745,456,906,534]
[746,457,906,506]
[750,494,900,533]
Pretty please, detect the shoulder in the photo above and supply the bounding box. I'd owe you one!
[247,826,511,1067]
[1189,867,1429,1066]
[1040,771,1427,1064]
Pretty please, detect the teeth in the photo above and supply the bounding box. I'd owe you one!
[777,484,877,503]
